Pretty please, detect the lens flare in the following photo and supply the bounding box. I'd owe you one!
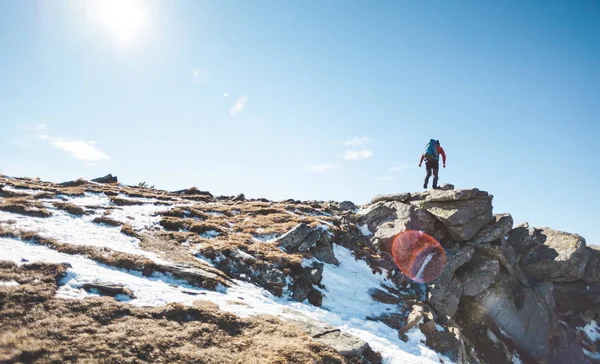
[391,230,446,283]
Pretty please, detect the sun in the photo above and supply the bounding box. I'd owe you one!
[86,0,150,47]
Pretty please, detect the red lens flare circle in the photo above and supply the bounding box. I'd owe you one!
[391,230,446,283]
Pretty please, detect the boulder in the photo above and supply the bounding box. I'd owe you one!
[456,258,500,297]
[417,190,494,242]
[460,272,553,362]
[338,201,357,211]
[275,223,323,253]
[359,202,445,252]
[356,202,396,232]
[471,213,513,245]
[510,227,590,282]
[91,174,118,184]
[553,281,600,312]
[59,178,87,187]
[582,247,600,283]
[370,192,411,205]
[291,320,370,358]
[82,281,134,298]
[428,247,474,317]
[232,193,246,202]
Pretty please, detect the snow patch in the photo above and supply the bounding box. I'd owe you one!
[0,280,19,287]
[200,230,221,239]
[358,224,372,237]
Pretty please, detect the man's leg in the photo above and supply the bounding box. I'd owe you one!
[433,168,439,189]
[424,163,432,188]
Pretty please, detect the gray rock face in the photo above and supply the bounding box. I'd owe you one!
[82,281,134,298]
[582,247,600,283]
[291,320,369,358]
[428,247,474,317]
[469,238,530,287]
[456,259,500,296]
[417,190,494,242]
[462,272,553,362]
[471,214,513,245]
[510,227,590,282]
[437,183,455,191]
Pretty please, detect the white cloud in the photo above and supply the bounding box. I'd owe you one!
[18,124,47,131]
[340,149,373,161]
[50,139,110,162]
[343,137,370,147]
[376,176,395,181]
[230,95,248,116]
[390,165,416,172]
[306,164,340,172]
[36,135,50,140]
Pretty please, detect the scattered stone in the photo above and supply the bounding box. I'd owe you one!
[232,193,246,202]
[275,223,323,253]
[437,184,454,191]
[91,174,118,184]
[82,281,134,298]
[291,320,370,359]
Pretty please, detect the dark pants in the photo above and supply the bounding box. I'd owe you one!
[424,160,439,188]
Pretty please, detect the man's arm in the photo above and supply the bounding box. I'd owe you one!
[418,154,424,166]
[438,146,447,166]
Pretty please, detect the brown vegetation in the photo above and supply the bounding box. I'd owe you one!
[53,202,87,216]
[0,262,347,364]
[0,197,52,218]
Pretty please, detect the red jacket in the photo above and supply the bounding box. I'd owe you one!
[420,146,446,164]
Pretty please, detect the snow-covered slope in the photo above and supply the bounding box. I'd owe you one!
[0,176,451,363]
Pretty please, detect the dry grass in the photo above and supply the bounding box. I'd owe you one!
[0,262,347,364]
[0,197,52,218]
[53,202,87,216]
[93,215,123,227]
[0,228,229,290]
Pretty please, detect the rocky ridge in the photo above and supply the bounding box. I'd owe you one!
[0,174,598,364]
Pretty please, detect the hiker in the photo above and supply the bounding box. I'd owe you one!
[418,139,446,189]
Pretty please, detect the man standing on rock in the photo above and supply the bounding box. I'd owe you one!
[419,139,446,189]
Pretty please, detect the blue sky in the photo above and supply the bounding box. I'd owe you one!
[0,1,599,244]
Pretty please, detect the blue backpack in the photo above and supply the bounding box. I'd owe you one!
[424,139,439,161]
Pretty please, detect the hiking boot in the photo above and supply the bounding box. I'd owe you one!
[423,183,427,189]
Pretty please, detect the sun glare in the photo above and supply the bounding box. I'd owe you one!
[86,0,150,47]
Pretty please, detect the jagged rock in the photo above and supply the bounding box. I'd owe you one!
[291,320,370,358]
[91,174,118,183]
[370,193,411,205]
[428,247,474,317]
[456,258,500,297]
[82,281,134,298]
[233,193,246,201]
[509,226,590,282]
[471,213,513,244]
[356,202,396,232]
[275,223,322,253]
[370,288,402,305]
[361,201,445,251]
[338,201,357,211]
[255,266,286,291]
[461,272,553,362]
[582,247,600,283]
[469,238,530,287]
[416,188,486,203]
[417,190,494,242]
